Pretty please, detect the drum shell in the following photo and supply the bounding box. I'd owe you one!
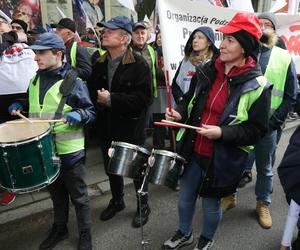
[148,150,185,189]
[107,142,150,180]
[0,128,60,193]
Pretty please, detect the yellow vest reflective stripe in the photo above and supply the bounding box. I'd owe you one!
[98,48,106,56]
[147,45,158,97]
[264,46,291,114]
[176,94,196,141]
[28,76,84,155]
[70,42,77,67]
[176,76,268,153]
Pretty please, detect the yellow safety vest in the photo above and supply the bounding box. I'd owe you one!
[147,45,158,97]
[28,76,84,155]
[70,41,77,67]
[264,46,291,115]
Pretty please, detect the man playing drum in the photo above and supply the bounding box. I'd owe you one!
[88,16,153,228]
[9,32,96,250]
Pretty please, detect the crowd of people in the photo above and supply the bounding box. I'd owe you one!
[0,10,300,250]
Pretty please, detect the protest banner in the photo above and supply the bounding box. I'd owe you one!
[157,0,300,82]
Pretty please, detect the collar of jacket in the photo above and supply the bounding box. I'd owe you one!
[97,47,136,65]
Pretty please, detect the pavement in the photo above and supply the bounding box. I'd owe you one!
[0,119,299,250]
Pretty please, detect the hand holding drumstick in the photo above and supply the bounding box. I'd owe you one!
[164,108,222,140]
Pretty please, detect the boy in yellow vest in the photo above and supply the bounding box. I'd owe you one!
[9,32,96,250]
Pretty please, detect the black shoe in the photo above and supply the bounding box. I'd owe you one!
[132,204,151,228]
[238,171,252,188]
[163,230,193,249]
[100,199,125,221]
[194,235,214,250]
[78,229,92,250]
[39,224,68,250]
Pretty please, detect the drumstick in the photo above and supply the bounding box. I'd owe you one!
[161,119,200,130]
[15,110,32,123]
[6,119,64,124]
[153,121,183,128]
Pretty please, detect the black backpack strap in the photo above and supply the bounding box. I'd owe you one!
[54,69,78,119]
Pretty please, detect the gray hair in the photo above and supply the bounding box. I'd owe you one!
[120,29,132,46]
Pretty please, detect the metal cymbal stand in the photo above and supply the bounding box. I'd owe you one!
[137,164,151,250]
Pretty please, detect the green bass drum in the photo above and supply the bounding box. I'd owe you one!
[0,121,60,193]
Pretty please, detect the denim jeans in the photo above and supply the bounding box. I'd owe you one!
[178,156,222,240]
[253,130,277,204]
[245,128,282,172]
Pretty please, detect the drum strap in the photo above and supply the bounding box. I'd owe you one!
[54,69,78,119]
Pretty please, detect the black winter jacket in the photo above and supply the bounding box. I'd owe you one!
[176,58,271,197]
[88,49,153,147]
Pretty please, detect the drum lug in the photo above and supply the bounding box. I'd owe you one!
[2,151,15,188]
[148,155,155,167]
[169,158,176,170]
[37,142,49,181]
[108,147,114,158]
[52,156,61,167]
[22,165,33,174]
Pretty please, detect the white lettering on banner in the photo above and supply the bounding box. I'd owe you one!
[158,0,300,83]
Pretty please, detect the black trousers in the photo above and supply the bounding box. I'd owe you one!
[48,160,91,232]
[101,140,148,205]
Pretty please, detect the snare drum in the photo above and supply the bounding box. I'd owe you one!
[107,141,150,180]
[0,121,60,193]
[148,150,186,189]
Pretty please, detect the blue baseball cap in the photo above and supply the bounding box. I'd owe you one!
[97,16,132,34]
[27,32,65,51]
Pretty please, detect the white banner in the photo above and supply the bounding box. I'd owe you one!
[0,44,38,95]
[276,14,300,73]
[157,0,300,83]
[157,0,235,82]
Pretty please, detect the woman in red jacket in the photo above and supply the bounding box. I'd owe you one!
[162,13,271,250]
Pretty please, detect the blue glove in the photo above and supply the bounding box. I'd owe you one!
[64,111,82,125]
[8,102,23,114]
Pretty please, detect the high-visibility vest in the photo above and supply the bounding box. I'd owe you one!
[147,45,158,97]
[176,76,268,153]
[98,48,106,56]
[28,76,84,155]
[70,42,77,67]
[263,46,291,115]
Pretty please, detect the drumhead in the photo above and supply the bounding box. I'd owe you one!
[0,121,50,143]
[151,149,186,163]
[111,141,150,155]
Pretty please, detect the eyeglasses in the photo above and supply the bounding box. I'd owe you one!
[12,25,23,31]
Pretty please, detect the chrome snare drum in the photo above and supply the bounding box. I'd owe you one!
[107,141,150,180]
[0,121,60,193]
[148,149,186,189]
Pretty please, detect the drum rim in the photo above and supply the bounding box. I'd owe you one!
[151,149,186,162]
[0,127,52,146]
[111,141,150,155]
[0,167,60,194]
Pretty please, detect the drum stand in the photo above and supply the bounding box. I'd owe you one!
[137,165,151,250]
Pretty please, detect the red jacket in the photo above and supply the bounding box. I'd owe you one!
[194,57,256,157]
